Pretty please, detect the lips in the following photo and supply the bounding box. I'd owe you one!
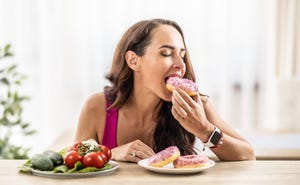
[165,74,182,83]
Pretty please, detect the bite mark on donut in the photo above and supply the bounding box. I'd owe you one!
[166,77,198,96]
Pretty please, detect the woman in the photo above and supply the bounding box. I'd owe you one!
[75,19,255,162]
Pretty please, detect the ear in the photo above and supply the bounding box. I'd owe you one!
[125,50,141,71]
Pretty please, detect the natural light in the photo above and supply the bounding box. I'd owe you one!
[0,0,299,160]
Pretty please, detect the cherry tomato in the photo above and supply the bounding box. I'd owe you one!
[82,152,105,168]
[99,145,112,160]
[67,141,83,152]
[98,152,108,163]
[64,150,82,168]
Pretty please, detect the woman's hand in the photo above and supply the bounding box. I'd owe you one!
[171,88,214,142]
[111,140,155,163]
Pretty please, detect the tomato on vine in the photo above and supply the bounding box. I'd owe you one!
[63,140,112,169]
[82,152,105,168]
[99,145,112,160]
[64,150,82,168]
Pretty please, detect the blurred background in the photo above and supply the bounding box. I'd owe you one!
[0,0,299,158]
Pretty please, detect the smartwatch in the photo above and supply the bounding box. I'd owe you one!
[204,126,223,148]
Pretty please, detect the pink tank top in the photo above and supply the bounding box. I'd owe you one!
[101,97,118,149]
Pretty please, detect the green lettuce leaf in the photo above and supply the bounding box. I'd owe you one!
[53,165,69,173]
[19,159,112,174]
[78,163,112,173]
[18,160,32,173]
[68,161,84,173]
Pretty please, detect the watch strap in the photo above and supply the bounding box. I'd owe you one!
[204,126,223,148]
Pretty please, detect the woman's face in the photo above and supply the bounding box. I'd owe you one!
[138,25,186,101]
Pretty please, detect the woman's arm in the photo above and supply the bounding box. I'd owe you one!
[75,93,106,142]
[74,92,154,162]
[171,88,255,161]
[202,100,255,161]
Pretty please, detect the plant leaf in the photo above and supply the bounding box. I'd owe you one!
[0,78,9,85]
[4,44,13,57]
[18,160,32,173]
[7,64,17,73]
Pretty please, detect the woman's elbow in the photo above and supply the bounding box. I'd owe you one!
[240,145,256,161]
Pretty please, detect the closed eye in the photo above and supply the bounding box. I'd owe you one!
[159,44,186,59]
[161,53,172,57]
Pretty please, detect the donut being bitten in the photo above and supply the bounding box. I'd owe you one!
[173,155,210,168]
[166,77,198,96]
[147,146,180,167]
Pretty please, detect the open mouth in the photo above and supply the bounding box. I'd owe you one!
[164,77,170,84]
[165,74,182,84]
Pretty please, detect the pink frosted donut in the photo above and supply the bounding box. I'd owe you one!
[166,77,198,96]
[148,146,180,167]
[173,155,210,168]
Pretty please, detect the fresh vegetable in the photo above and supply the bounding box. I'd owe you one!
[43,150,64,166]
[98,151,108,163]
[67,141,85,155]
[30,150,64,171]
[64,139,112,169]
[31,154,54,171]
[99,145,112,160]
[64,150,83,168]
[19,139,113,175]
[82,152,105,168]
[19,159,113,174]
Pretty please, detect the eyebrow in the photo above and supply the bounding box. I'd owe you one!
[159,44,186,52]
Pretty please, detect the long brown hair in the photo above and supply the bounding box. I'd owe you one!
[105,19,196,155]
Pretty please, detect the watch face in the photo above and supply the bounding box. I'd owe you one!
[211,131,222,145]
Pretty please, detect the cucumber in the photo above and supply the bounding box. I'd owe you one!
[31,154,54,171]
[43,150,64,166]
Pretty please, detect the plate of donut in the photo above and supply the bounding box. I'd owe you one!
[138,159,215,174]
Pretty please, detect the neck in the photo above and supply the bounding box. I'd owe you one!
[123,88,162,124]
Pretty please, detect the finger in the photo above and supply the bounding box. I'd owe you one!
[126,148,142,163]
[135,150,153,159]
[128,153,140,163]
[171,106,185,122]
[172,98,188,118]
[135,148,155,158]
[172,89,189,110]
[136,140,155,155]
[133,140,155,157]
[195,93,203,105]
[175,88,198,108]
[128,149,152,163]
[136,140,155,153]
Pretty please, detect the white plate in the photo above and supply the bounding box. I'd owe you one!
[138,159,215,174]
[30,161,119,178]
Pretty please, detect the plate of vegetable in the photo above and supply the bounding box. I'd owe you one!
[19,139,119,178]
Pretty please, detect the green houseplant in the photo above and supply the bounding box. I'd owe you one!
[0,44,36,159]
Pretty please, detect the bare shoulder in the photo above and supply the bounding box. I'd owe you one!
[84,92,106,113]
[75,92,107,142]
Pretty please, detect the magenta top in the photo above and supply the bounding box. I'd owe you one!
[101,97,118,149]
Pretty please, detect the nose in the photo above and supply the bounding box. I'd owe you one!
[172,54,185,69]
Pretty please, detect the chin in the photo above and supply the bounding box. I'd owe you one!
[160,92,172,102]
